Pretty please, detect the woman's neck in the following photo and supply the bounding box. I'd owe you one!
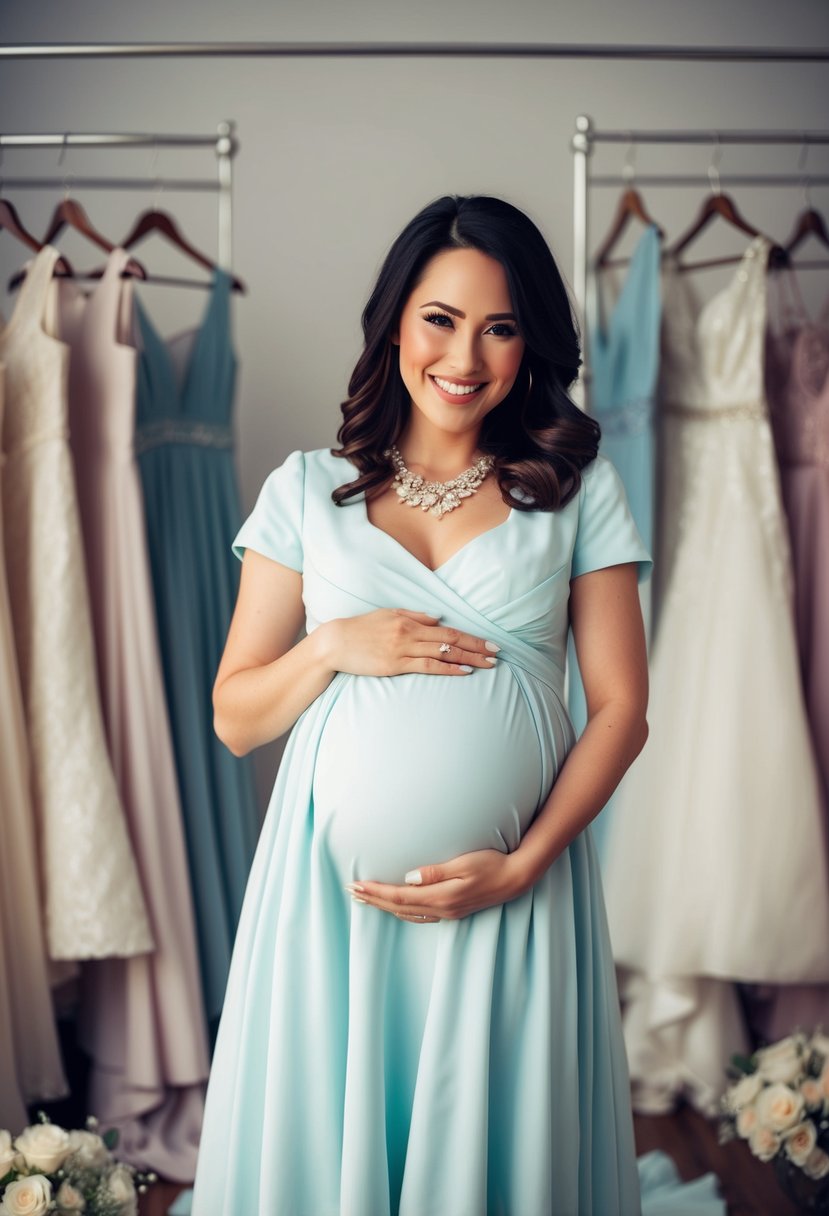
[396,420,484,480]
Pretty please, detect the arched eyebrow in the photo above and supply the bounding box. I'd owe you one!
[419,300,516,322]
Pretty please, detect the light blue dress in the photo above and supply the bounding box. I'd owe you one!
[181,446,654,1216]
[568,225,661,862]
[134,271,260,1032]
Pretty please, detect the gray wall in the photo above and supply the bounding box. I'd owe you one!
[2,2,827,799]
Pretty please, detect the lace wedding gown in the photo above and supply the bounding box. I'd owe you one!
[603,237,829,1114]
[0,246,152,962]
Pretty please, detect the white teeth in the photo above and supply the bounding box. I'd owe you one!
[433,377,484,396]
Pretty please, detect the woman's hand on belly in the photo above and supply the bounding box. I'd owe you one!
[318,608,499,678]
[345,847,526,923]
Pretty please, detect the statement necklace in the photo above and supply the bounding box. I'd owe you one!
[384,444,495,519]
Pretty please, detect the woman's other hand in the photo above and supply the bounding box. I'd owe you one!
[319,608,499,678]
[345,848,525,923]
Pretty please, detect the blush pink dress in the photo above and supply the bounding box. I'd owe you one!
[748,270,829,1042]
[54,247,210,1182]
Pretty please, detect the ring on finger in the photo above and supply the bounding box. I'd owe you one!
[439,642,452,655]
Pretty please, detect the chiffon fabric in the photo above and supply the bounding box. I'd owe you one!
[54,247,210,1183]
[134,270,260,1030]
[0,360,68,1129]
[746,272,829,1041]
[187,448,650,1216]
[0,245,151,962]
[568,224,661,862]
[604,238,829,1115]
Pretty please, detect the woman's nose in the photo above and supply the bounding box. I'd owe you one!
[448,331,483,375]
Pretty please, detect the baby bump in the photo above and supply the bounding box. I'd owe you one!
[312,664,544,883]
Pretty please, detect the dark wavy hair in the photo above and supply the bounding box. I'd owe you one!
[331,194,600,511]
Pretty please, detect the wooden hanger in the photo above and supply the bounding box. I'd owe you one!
[785,205,829,254]
[667,190,788,271]
[0,198,73,275]
[593,187,664,268]
[118,206,246,293]
[7,197,146,292]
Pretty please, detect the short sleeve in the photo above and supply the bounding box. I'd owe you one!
[232,449,305,572]
[571,456,652,583]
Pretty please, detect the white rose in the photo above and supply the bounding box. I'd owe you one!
[55,1180,86,1213]
[805,1147,829,1180]
[0,1130,21,1176]
[725,1072,763,1112]
[755,1035,806,1085]
[784,1120,818,1166]
[736,1104,759,1139]
[749,1124,781,1162]
[14,1123,73,1173]
[0,1174,52,1216]
[755,1082,805,1132]
[107,1164,137,1216]
[66,1130,110,1169]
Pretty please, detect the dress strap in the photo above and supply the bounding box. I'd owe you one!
[3,245,60,336]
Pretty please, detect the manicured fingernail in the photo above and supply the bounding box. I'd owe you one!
[459,664,474,673]
[485,656,497,665]
[404,870,423,885]
[345,883,366,894]
[351,896,367,905]
[485,641,501,653]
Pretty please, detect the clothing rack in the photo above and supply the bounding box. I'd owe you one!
[0,41,827,61]
[0,123,237,270]
[571,116,829,407]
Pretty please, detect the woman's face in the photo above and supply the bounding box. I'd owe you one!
[393,247,526,440]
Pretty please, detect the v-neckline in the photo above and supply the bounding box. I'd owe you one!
[135,268,225,402]
[360,493,516,575]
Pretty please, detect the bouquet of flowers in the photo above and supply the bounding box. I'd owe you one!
[0,1113,156,1216]
[720,1031,829,1212]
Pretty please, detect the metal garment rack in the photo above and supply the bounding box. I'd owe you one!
[0,123,237,270]
[571,116,829,406]
[0,41,828,61]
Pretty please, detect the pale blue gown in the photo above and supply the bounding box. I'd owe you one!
[568,225,661,863]
[176,447,723,1215]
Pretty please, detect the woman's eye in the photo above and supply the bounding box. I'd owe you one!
[423,311,453,328]
[487,323,518,337]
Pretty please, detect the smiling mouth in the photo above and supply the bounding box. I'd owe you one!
[430,376,487,398]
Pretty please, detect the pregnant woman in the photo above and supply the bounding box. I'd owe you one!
[190,195,652,1215]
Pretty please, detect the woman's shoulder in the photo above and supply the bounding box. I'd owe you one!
[271,447,350,478]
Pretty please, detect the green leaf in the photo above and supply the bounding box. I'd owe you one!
[730,1053,757,1076]
[102,1128,119,1150]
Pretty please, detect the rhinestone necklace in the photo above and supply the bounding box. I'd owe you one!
[384,444,495,519]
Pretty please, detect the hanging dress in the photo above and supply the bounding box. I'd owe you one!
[183,447,651,1216]
[54,247,210,1183]
[133,271,260,1031]
[0,357,68,1129]
[568,224,661,862]
[603,237,829,1115]
[746,270,829,1041]
[0,245,152,963]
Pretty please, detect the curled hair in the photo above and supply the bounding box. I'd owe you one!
[332,195,600,511]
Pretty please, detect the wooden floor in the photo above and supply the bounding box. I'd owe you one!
[137,1104,800,1216]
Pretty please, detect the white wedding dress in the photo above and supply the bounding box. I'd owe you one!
[603,237,829,1115]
